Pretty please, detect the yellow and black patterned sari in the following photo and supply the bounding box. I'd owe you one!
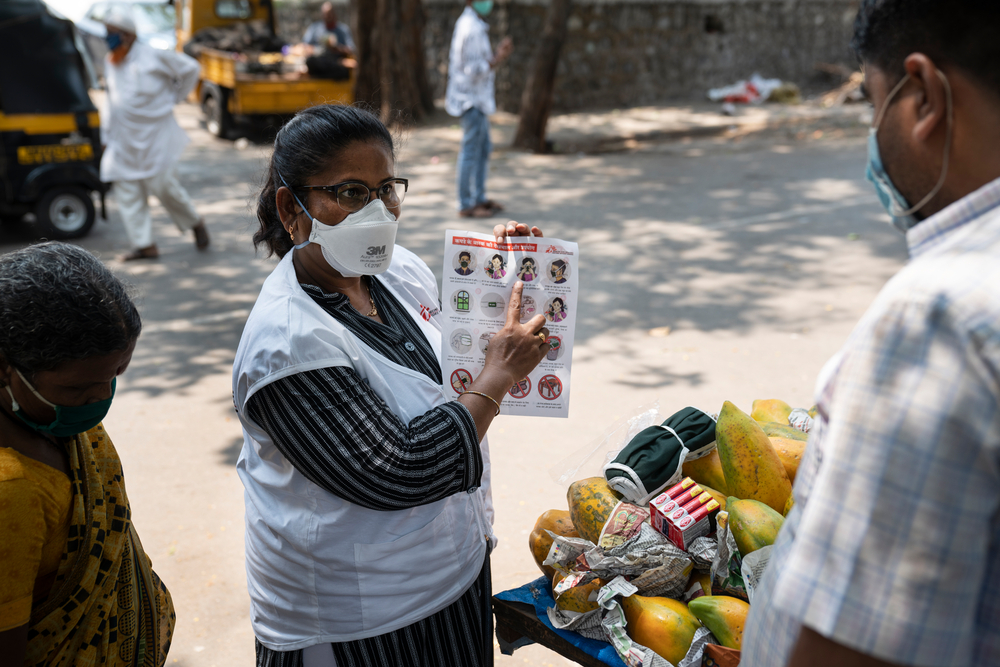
[25,424,174,666]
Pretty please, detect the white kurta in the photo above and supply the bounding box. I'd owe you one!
[100,42,200,182]
[232,247,494,651]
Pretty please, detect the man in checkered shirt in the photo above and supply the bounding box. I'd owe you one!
[741,2,1000,667]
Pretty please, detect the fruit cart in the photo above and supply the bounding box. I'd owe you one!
[174,0,354,138]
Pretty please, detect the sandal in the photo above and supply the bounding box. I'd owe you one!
[459,204,495,219]
[483,199,505,212]
[119,245,160,261]
[193,222,211,250]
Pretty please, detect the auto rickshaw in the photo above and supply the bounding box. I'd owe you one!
[0,0,107,239]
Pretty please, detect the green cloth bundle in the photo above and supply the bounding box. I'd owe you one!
[604,407,717,505]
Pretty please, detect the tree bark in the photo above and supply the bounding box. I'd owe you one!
[512,0,573,152]
[351,0,433,124]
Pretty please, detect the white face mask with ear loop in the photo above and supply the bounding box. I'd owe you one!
[279,173,399,277]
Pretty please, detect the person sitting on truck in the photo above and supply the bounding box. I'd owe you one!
[100,7,211,261]
[302,2,355,57]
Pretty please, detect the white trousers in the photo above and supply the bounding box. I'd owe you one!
[113,163,200,249]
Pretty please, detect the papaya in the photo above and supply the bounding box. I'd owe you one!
[760,421,808,442]
[688,595,750,650]
[726,497,784,557]
[716,401,792,513]
[682,450,729,496]
[552,571,605,613]
[769,436,806,483]
[750,399,792,424]
[807,404,819,418]
[621,594,702,664]
[529,509,579,581]
[567,477,621,544]
[690,569,713,597]
[783,492,795,517]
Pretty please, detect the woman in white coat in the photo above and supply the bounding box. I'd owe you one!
[233,104,550,667]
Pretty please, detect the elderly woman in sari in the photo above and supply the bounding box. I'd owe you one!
[0,243,174,665]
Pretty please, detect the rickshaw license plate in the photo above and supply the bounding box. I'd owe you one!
[17,143,94,165]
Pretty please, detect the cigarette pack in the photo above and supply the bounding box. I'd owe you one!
[649,480,703,535]
[666,499,721,551]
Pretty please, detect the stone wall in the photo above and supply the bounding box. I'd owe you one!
[275,0,860,112]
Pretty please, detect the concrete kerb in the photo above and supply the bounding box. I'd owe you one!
[483,101,872,155]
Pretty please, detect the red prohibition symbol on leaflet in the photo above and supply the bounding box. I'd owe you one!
[538,374,563,401]
[450,369,474,394]
[508,377,531,399]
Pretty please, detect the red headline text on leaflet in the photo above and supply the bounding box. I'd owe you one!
[452,237,538,252]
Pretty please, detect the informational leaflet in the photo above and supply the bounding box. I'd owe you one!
[441,230,578,418]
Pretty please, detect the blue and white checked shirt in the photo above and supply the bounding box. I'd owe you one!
[741,177,1000,667]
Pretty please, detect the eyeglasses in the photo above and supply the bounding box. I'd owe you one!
[295,178,408,213]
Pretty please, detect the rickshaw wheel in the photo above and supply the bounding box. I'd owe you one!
[201,83,232,139]
[33,187,96,239]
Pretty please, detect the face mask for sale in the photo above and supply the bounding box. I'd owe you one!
[6,368,116,438]
[865,70,953,233]
[105,31,123,49]
[472,0,494,17]
[280,173,398,277]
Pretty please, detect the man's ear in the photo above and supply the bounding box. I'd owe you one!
[904,53,950,144]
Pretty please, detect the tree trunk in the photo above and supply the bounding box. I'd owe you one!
[351,0,433,124]
[512,0,573,152]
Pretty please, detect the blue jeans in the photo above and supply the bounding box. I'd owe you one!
[457,107,492,211]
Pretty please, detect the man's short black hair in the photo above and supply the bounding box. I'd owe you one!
[852,0,1000,94]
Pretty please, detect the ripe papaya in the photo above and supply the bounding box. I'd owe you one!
[760,421,807,442]
[552,571,605,613]
[682,450,729,496]
[727,497,784,557]
[688,595,750,650]
[769,436,806,483]
[750,399,792,424]
[567,477,621,544]
[621,594,702,664]
[783,492,795,517]
[528,509,579,581]
[689,569,713,597]
[716,401,791,513]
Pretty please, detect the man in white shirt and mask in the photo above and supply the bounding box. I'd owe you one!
[445,0,512,219]
[100,8,210,261]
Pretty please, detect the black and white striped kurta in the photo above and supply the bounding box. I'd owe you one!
[248,277,492,667]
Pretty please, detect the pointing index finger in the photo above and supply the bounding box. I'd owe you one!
[506,281,524,327]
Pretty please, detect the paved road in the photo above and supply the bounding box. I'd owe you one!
[0,103,906,666]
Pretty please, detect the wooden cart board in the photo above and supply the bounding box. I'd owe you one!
[493,596,610,667]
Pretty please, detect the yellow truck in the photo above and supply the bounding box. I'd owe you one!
[175,0,354,137]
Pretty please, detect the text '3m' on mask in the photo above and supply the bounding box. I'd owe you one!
[865,70,954,233]
[280,176,399,278]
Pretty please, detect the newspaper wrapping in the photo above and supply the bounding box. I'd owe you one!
[687,536,717,572]
[596,576,718,667]
[740,545,773,604]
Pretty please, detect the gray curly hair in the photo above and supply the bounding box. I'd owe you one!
[0,242,141,376]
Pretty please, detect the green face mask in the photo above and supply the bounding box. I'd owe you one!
[472,0,494,17]
[6,368,115,438]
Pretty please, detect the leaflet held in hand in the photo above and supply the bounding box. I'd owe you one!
[441,230,578,418]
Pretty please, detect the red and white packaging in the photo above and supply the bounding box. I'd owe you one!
[649,480,703,535]
[666,499,721,551]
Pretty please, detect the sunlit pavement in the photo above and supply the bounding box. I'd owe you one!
[0,100,905,666]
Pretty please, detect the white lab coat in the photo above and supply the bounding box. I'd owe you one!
[232,247,494,651]
[100,42,200,182]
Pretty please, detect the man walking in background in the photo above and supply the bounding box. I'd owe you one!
[100,7,210,261]
[446,0,512,219]
[741,2,1000,666]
